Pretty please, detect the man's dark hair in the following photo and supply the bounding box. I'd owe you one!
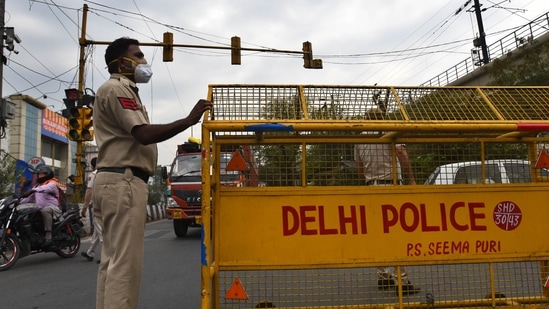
[105,37,140,74]
[91,157,97,170]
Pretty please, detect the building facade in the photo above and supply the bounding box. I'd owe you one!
[2,94,82,194]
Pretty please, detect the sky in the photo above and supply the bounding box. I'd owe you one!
[4,0,549,166]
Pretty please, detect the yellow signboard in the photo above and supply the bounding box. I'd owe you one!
[217,186,549,266]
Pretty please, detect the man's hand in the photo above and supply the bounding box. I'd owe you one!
[81,207,87,218]
[186,99,213,126]
[131,99,213,145]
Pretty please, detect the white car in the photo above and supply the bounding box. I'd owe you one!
[425,159,549,185]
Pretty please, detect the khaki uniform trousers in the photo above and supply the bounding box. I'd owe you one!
[93,168,148,309]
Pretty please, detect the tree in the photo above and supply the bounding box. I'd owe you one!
[0,150,17,197]
[254,96,303,186]
[489,39,549,86]
[148,165,167,205]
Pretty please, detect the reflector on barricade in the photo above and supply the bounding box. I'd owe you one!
[535,149,549,168]
[225,150,248,171]
[224,277,248,300]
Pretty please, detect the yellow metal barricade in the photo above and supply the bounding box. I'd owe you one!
[201,85,549,309]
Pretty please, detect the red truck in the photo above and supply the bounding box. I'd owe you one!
[165,139,258,237]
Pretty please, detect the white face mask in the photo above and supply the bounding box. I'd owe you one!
[134,63,153,83]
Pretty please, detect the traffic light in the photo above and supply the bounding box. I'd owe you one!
[163,32,173,62]
[231,36,241,65]
[80,108,94,141]
[63,88,79,110]
[67,107,81,141]
[67,107,94,141]
[302,41,323,69]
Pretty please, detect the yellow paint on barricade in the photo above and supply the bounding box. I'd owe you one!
[217,186,548,267]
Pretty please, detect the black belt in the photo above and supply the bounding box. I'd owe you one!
[366,179,400,185]
[97,167,149,183]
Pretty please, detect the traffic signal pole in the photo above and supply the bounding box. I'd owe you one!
[72,4,90,190]
[77,4,322,68]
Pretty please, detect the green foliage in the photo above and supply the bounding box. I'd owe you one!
[148,165,167,205]
[257,143,301,186]
[306,142,361,186]
[489,40,549,86]
[0,150,16,196]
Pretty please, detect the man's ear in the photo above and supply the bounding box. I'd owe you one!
[118,57,128,71]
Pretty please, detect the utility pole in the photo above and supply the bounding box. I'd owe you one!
[473,0,490,65]
[0,0,4,103]
[70,3,90,196]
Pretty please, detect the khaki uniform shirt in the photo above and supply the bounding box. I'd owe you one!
[94,74,158,176]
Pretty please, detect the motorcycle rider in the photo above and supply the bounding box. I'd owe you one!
[19,165,62,246]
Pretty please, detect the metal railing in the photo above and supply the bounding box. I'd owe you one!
[421,11,549,86]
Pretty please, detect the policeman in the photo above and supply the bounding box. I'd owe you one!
[92,37,212,309]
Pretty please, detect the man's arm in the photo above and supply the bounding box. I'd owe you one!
[396,145,416,185]
[131,99,213,145]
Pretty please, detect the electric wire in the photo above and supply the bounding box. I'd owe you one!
[377,0,484,84]
[350,0,459,84]
[9,0,546,105]
[44,0,80,45]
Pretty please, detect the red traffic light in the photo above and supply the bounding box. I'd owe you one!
[65,88,79,100]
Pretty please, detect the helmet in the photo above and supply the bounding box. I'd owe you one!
[35,165,54,184]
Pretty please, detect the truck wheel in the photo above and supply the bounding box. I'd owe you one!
[173,220,189,237]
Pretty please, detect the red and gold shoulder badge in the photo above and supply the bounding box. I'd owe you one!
[118,97,139,110]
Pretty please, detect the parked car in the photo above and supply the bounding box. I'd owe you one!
[425,159,549,185]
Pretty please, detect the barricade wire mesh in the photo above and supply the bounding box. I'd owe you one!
[209,85,549,123]
[220,141,549,187]
[218,261,548,308]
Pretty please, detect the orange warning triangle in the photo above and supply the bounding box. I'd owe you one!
[535,149,549,169]
[224,277,248,300]
[225,150,249,171]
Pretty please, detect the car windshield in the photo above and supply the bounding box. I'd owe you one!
[503,162,549,183]
[170,153,240,182]
[454,163,502,184]
[504,162,531,183]
[425,167,441,185]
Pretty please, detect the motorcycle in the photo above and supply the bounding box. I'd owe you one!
[0,195,85,271]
